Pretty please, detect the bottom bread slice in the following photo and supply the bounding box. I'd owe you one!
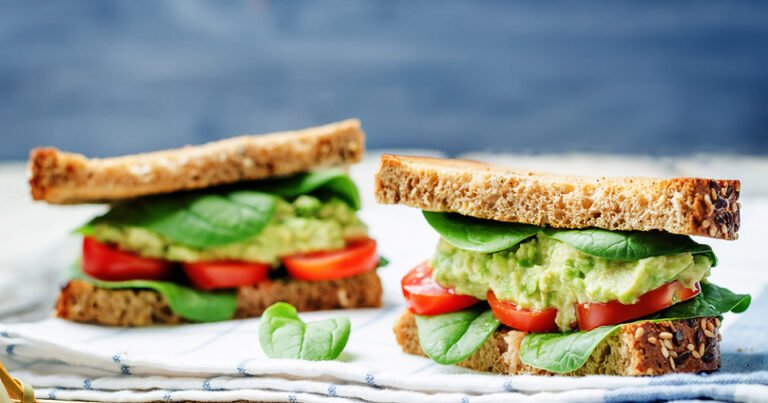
[394,310,721,376]
[56,271,382,326]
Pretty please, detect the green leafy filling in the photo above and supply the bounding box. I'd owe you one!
[423,211,716,264]
[259,302,351,360]
[80,170,361,249]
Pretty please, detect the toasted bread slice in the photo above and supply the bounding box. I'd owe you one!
[30,119,365,204]
[375,154,740,240]
[394,310,720,376]
[56,271,382,327]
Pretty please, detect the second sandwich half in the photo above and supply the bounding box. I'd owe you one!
[30,120,383,326]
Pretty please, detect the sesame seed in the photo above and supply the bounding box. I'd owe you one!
[687,344,695,351]
[663,339,674,350]
[715,318,721,328]
[692,350,702,359]
[659,332,673,340]
[707,322,715,332]
[635,327,645,338]
[721,224,728,234]
[648,336,657,344]
[699,343,705,356]
[733,203,739,212]
[704,329,715,338]
[669,357,676,370]
[709,227,717,237]
[702,220,711,228]
[661,346,670,359]
[670,350,678,358]
[711,189,717,200]
[701,319,708,329]
[721,187,727,196]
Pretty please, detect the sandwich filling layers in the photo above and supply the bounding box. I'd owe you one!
[91,196,368,266]
[432,235,711,331]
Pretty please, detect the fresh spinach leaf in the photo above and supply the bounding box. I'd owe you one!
[519,283,750,373]
[89,190,279,248]
[256,169,361,210]
[543,228,717,265]
[415,308,500,365]
[259,302,350,361]
[423,211,540,253]
[71,262,237,322]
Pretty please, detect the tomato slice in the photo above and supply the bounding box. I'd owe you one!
[182,261,270,290]
[487,291,560,333]
[82,236,175,281]
[401,261,481,315]
[282,238,379,281]
[577,281,701,331]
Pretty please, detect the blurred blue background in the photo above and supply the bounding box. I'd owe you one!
[1,0,767,160]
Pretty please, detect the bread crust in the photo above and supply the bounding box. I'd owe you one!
[394,310,721,376]
[56,271,382,327]
[375,154,740,240]
[30,119,365,204]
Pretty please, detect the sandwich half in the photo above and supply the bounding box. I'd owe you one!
[375,154,750,376]
[31,119,384,326]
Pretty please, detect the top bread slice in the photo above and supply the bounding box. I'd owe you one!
[30,119,365,204]
[375,154,740,240]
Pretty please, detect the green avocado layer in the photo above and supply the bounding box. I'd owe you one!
[92,195,367,266]
[431,235,711,331]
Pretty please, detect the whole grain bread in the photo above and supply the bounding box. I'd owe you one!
[56,271,382,327]
[394,310,720,376]
[375,154,740,240]
[30,119,365,204]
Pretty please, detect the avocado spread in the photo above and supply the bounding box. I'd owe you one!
[92,195,367,266]
[431,234,711,331]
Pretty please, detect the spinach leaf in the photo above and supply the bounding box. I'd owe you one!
[71,263,237,322]
[543,228,717,265]
[415,308,500,365]
[259,302,350,361]
[423,211,540,253]
[519,283,750,373]
[89,190,279,248]
[256,169,361,210]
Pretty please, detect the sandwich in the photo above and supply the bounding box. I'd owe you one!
[30,119,384,326]
[375,154,750,376]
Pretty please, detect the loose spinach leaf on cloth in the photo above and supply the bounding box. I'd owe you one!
[259,302,351,360]
[423,211,540,253]
[544,227,718,265]
[71,262,237,322]
[256,169,361,210]
[519,283,750,373]
[86,190,279,248]
[415,308,500,365]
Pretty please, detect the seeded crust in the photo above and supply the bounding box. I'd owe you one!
[394,310,721,376]
[55,271,382,327]
[30,119,365,204]
[374,155,740,240]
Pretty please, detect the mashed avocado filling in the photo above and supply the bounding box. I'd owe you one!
[431,234,711,331]
[91,195,368,266]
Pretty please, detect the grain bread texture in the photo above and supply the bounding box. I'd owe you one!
[56,271,382,327]
[394,310,721,376]
[375,154,740,240]
[30,119,365,204]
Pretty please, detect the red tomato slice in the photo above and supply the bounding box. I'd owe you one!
[182,261,270,290]
[282,238,379,281]
[401,261,481,315]
[82,236,175,281]
[487,291,560,333]
[577,281,701,331]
